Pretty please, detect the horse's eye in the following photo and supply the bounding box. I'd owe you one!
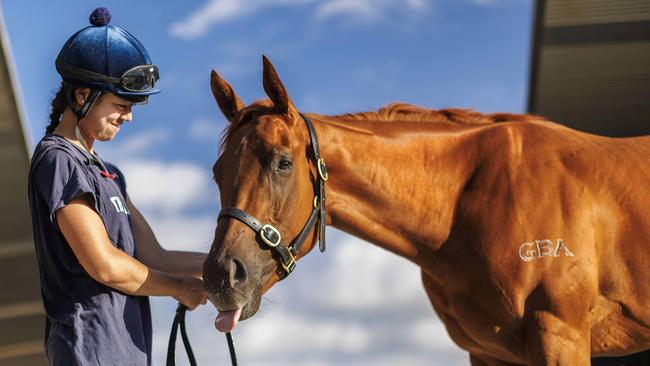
[278,159,293,172]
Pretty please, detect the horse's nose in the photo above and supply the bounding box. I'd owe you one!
[228,257,248,288]
[203,255,249,293]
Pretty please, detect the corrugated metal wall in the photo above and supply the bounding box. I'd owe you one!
[545,0,650,26]
[529,0,650,137]
[0,5,46,366]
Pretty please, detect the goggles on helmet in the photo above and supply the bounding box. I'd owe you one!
[119,64,159,92]
[55,59,159,94]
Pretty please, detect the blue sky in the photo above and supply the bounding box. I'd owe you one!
[3,0,534,364]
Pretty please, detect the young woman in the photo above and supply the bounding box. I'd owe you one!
[27,8,207,365]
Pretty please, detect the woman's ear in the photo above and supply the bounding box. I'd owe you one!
[74,87,91,108]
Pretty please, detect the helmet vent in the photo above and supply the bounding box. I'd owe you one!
[89,7,111,27]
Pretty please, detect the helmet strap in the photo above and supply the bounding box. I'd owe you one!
[76,89,102,121]
[63,82,103,121]
[74,124,93,153]
[62,82,102,154]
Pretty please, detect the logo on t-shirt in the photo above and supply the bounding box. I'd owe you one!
[110,196,130,215]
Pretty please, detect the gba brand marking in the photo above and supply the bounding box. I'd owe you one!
[519,239,573,262]
[110,196,130,215]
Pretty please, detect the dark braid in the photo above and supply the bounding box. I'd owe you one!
[45,83,68,134]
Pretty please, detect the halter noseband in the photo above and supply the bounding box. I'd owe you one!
[217,113,327,280]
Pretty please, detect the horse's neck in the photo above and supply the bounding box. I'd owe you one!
[315,117,482,265]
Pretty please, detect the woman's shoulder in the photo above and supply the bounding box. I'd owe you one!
[30,134,85,173]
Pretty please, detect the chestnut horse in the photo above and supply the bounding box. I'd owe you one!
[202,56,650,365]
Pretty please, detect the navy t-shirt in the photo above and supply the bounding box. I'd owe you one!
[27,134,152,365]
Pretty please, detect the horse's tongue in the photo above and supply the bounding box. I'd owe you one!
[215,308,242,333]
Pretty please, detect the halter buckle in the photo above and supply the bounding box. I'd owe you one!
[281,252,296,274]
[317,158,328,181]
[260,224,281,247]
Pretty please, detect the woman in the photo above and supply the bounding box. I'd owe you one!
[27,8,207,365]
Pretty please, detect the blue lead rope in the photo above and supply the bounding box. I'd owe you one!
[167,303,238,366]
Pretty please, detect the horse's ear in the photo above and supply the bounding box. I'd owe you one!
[210,70,245,124]
[262,55,298,117]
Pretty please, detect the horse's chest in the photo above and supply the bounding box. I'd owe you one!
[422,271,526,363]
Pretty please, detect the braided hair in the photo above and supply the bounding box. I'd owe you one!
[45,83,67,134]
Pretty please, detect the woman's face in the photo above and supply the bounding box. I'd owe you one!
[79,91,134,141]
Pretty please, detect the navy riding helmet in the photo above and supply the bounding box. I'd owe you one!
[55,7,160,120]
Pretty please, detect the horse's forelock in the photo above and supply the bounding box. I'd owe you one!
[219,100,276,153]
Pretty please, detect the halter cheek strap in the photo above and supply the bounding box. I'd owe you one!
[217,113,327,280]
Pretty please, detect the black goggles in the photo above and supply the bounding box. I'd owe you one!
[119,64,159,92]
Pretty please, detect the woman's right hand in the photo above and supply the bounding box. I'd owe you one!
[174,276,208,310]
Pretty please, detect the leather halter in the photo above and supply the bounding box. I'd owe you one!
[217,113,327,280]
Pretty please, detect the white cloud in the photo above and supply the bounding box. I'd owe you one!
[99,128,171,159]
[294,234,427,310]
[169,0,313,40]
[169,0,255,40]
[407,0,427,9]
[315,0,378,19]
[189,117,226,143]
[238,309,372,355]
[144,214,216,252]
[314,0,427,20]
[408,317,459,352]
[98,131,219,215]
[168,0,431,40]
[119,159,217,215]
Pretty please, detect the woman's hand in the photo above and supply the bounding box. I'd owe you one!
[174,276,208,310]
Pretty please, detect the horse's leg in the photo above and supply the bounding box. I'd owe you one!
[523,310,591,366]
[470,353,524,366]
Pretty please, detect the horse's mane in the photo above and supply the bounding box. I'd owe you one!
[221,102,544,149]
[315,103,544,125]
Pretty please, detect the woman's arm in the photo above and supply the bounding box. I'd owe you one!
[57,197,206,308]
[126,195,206,278]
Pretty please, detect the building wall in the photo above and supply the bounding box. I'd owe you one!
[529,0,650,137]
[0,5,46,366]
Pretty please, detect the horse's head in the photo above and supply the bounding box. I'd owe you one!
[204,56,326,332]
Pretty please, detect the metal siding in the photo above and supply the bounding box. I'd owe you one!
[0,354,47,366]
[545,0,650,27]
[0,251,42,304]
[0,4,45,366]
[535,41,650,136]
[0,315,46,346]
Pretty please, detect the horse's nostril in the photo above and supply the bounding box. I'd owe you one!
[229,257,248,287]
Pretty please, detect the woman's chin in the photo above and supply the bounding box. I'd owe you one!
[97,131,118,141]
